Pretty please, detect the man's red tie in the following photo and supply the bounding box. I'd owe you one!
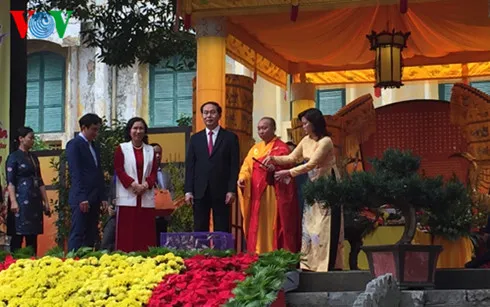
[208,131,214,155]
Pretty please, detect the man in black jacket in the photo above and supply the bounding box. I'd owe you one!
[184,101,240,233]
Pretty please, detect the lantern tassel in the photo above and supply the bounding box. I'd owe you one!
[374,86,382,98]
[400,0,408,13]
[291,1,299,22]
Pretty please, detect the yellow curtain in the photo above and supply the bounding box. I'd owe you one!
[413,230,473,269]
[217,0,490,84]
[292,62,490,85]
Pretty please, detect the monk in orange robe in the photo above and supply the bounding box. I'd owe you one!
[238,117,301,254]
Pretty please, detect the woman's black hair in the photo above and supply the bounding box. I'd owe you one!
[297,108,330,138]
[14,127,34,149]
[124,117,149,144]
[16,126,34,141]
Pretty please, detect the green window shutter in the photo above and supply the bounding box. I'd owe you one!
[316,89,346,115]
[470,81,490,95]
[26,52,65,133]
[43,54,64,79]
[176,71,195,120]
[152,73,175,127]
[27,55,41,81]
[438,83,453,101]
[26,54,41,132]
[26,81,40,108]
[25,103,40,132]
[150,56,196,127]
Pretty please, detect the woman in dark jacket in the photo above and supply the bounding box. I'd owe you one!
[6,127,50,254]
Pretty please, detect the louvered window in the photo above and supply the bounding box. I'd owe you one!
[26,52,65,133]
[149,57,196,127]
[316,89,346,115]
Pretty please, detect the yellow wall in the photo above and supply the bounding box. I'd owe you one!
[148,132,186,163]
[38,190,59,256]
[38,156,59,185]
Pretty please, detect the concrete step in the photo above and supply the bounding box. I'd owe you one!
[286,290,490,307]
[286,291,361,307]
[295,269,490,292]
[402,289,490,307]
[296,271,371,292]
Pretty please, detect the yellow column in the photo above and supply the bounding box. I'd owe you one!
[195,17,227,132]
[291,82,316,118]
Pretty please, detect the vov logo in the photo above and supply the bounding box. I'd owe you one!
[10,10,73,39]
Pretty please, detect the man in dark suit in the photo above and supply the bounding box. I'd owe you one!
[185,101,240,233]
[66,113,107,251]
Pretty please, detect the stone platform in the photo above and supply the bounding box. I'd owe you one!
[286,269,490,307]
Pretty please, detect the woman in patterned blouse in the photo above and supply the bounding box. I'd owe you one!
[264,108,343,272]
[6,127,50,254]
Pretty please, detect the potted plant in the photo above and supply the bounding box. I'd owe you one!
[303,148,454,289]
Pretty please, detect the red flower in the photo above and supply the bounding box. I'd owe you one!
[0,255,16,272]
[148,254,258,307]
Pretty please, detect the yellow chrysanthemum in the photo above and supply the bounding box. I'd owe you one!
[0,253,184,306]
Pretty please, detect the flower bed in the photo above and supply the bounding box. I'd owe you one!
[0,253,184,307]
[149,253,258,306]
[0,248,299,307]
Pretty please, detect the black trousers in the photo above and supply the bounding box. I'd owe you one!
[10,234,37,254]
[193,188,231,233]
[155,216,169,246]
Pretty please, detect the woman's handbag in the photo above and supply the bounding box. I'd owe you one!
[154,189,174,210]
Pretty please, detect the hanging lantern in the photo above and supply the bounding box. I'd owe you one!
[366,30,410,89]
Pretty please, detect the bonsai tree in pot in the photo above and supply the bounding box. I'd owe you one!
[303,148,467,288]
[418,177,473,243]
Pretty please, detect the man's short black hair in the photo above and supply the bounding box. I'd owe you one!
[200,101,222,115]
[150,143,161,148]
[79,113,102,129]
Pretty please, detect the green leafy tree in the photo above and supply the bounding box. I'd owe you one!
[30,0,196,67]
